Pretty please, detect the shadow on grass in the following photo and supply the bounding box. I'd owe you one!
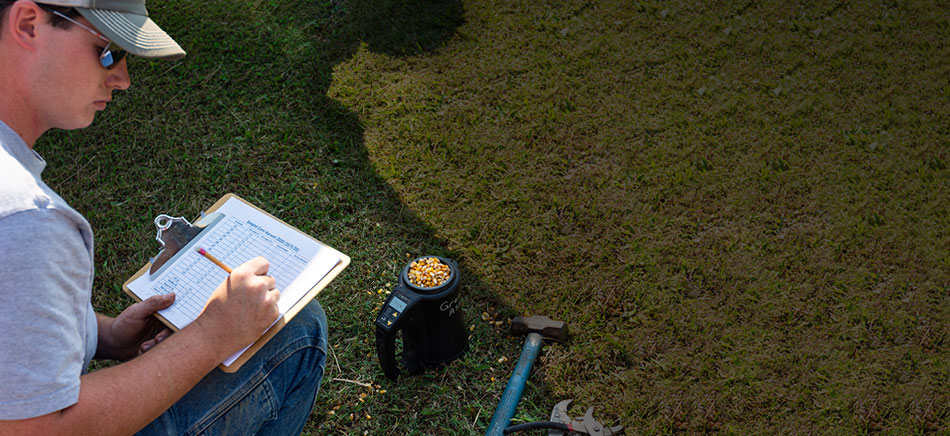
[37,0,534,433]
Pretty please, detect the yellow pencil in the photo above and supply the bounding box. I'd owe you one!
[196,247,232,273]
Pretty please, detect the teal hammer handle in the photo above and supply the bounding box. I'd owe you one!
[484,332,543,436]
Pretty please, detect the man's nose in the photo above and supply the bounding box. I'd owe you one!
[106,58,132,90]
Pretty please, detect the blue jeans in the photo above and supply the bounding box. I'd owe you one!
[136,301,328,436]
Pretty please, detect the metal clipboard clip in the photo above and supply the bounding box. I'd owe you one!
[149,212,225,279]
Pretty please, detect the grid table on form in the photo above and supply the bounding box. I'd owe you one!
[150,215,309,328]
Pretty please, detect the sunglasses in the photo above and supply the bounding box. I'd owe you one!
[44,8,128,69]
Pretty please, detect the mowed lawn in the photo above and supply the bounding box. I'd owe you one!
[38,0,947,434]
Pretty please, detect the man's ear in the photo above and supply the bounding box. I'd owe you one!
[5,1,44,51]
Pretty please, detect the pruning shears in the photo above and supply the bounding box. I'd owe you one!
[502,399,624,436]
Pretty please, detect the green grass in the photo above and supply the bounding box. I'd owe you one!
[37,0,948,434]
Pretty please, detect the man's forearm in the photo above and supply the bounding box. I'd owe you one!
[0,321,229,436]
[0,260,279,435]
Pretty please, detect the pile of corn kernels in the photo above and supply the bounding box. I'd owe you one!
[407,257,451,288]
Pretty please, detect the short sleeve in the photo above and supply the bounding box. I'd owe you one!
[0,209,94,419]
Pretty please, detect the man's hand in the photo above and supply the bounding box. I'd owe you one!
[96,293,176,361]
[191,257,280,360]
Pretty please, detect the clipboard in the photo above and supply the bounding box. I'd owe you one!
[122,193,350,372]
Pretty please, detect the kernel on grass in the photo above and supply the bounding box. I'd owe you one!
[407,257,451,288]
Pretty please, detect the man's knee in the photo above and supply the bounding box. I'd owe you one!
[282,300,328,356]
[300,300,328,343]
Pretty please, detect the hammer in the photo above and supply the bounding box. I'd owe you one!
[484,315,568,436]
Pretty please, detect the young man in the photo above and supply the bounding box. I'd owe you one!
[0,1,328,435]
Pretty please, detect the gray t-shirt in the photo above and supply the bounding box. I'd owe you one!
[0,121,98,420]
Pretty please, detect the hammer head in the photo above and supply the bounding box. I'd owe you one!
[511,315,568,342]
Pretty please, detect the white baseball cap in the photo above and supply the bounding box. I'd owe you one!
[40,0,185,59]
